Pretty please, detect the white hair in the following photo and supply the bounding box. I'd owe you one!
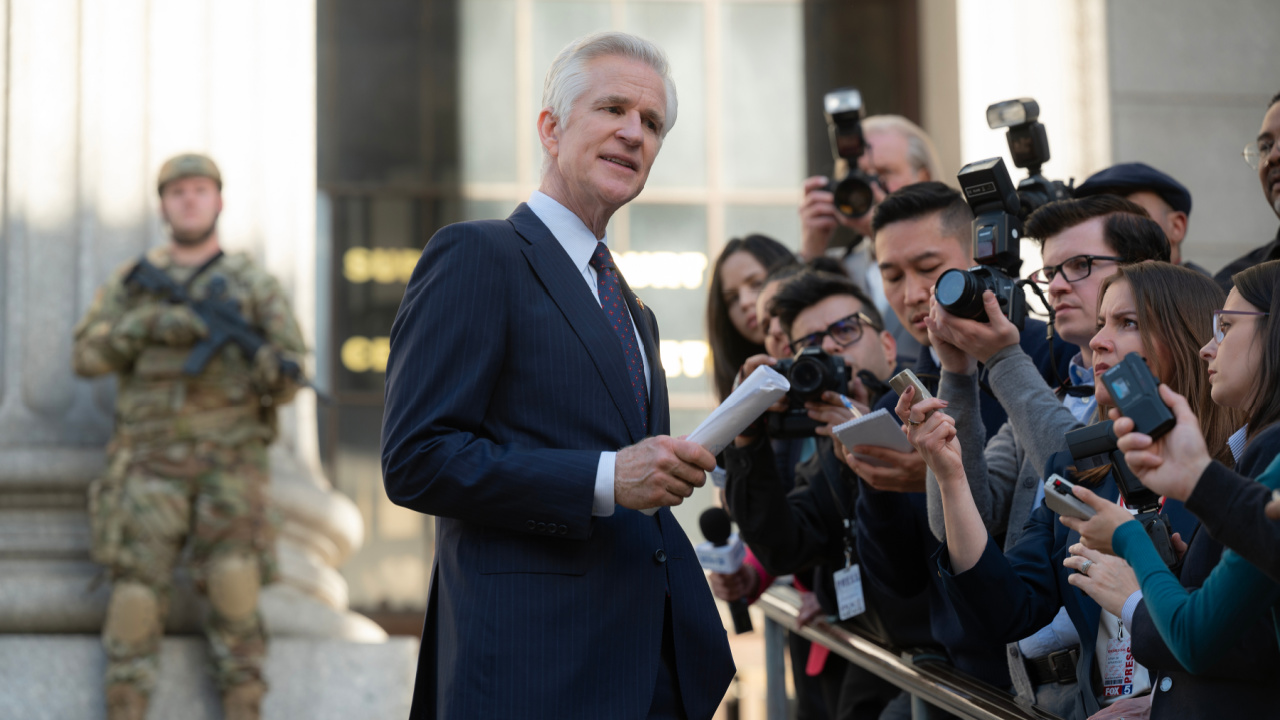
[541,31,678,145]
[862,114,944,182]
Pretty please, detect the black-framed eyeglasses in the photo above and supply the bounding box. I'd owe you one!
[1029,255,1124,285]
[791,312,880,351]
[1212,309,1270,343]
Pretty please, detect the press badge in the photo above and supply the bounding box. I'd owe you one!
[1102,634,1137,699]
[833,564,866,620]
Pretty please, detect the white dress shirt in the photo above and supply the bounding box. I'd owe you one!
[527,191,651,517]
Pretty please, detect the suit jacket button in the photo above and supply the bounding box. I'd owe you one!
[1159,676,1172,692]
[653,549,667,563]
[558,525,568,535]
[1023,477,1035,489]
[536,522,546,533]
[526,520,536,531]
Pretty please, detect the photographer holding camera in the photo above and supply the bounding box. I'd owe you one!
[869,181,1072,451]
[722,271,911,719]
[799,90,946,365]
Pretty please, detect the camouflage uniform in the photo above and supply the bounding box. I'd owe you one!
[73,243,305,709]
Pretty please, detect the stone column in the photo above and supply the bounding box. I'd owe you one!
[0,0,384,646]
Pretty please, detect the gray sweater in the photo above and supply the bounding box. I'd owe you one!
[924,344,1084,550]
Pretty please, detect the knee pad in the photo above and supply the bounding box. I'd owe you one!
[207,553,261,622]
[104,581,160,646]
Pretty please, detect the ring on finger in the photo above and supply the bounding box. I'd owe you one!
[906,418,922,426]
[1079,559,1094,576]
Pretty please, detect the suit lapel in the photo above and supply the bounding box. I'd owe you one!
[510,204,646,444]
[616,270,667,437]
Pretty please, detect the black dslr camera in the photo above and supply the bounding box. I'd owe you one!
[822,88,880,219]
[1101,352,1176,440]
[766,347,851,439]
[1066,420,1178,569]
[936,99,1077,332]
[935,157,1030,330]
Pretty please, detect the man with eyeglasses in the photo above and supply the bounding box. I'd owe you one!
[1218,92,1280,292]
[722,270,928,720]
[920,194,1169,716]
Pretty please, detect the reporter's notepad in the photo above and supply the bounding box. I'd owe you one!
[832,409,914,467]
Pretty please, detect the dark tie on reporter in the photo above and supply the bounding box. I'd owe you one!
[590,242,649,434]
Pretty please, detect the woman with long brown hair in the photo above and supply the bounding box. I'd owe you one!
[1073,262,1240,486]
[1062,260,1280,719]
[705,235,794,401]
[897,262,1238,718]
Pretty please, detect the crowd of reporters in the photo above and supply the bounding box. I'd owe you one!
[701,90,1280,720]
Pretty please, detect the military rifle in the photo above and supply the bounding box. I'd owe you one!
[124,257,331,404]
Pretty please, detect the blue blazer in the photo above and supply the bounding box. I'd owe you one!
[381,204,735,720]
[932,450,1198,719]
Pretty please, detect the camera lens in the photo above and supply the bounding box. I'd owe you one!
[833,176,874,218]
[790,357,823,396]
[935,269,988,321]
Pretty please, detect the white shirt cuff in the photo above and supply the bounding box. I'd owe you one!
[594,452,616,517]
[1121,590,1144,632]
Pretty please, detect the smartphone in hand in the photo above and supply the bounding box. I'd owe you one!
[889,368,933,405]
[1043,474,1096,520]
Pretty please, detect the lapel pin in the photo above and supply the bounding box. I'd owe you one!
[635,296,645,310]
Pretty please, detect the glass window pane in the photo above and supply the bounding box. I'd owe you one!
[625,2,707,188]
[721,2,805,189]
[460,0,518,183]
[623,204,713,398]
[724,203,801,253]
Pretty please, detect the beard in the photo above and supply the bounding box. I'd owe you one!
[169,213,219,246]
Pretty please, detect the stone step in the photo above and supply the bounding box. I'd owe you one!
[0,635,418,720]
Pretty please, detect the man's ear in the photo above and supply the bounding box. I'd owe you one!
[537,108,561,159]
[1168,211,1188,246]
[879,329,898,368]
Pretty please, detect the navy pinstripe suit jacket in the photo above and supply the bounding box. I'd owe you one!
[381,204,736,719]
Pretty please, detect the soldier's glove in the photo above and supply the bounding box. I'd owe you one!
[250,346,282,389]
[107,305,162,357]
[151,305,209,346]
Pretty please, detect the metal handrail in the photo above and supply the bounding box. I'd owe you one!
[756,586,1065,720]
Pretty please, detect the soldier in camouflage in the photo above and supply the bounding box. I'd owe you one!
[73,153,307,720]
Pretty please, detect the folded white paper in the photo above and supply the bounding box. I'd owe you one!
[639,365,789,516]
[687,365,790,455]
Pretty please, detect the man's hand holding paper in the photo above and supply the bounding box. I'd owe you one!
[628,364,790,515]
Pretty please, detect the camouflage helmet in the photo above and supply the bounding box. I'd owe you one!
[157,153,222,195]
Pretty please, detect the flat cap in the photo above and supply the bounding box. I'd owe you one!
[157,153,222,195]
[1075,162,1191,215]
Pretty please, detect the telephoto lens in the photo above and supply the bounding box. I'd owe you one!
[832,175,874,218]
[788,352,831,402]
[935,268,987,321]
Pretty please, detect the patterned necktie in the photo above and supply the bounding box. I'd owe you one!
[589,242,649,433]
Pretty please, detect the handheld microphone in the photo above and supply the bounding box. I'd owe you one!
[697,507,753,634]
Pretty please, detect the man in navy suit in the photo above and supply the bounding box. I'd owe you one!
[381,31,736,720]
